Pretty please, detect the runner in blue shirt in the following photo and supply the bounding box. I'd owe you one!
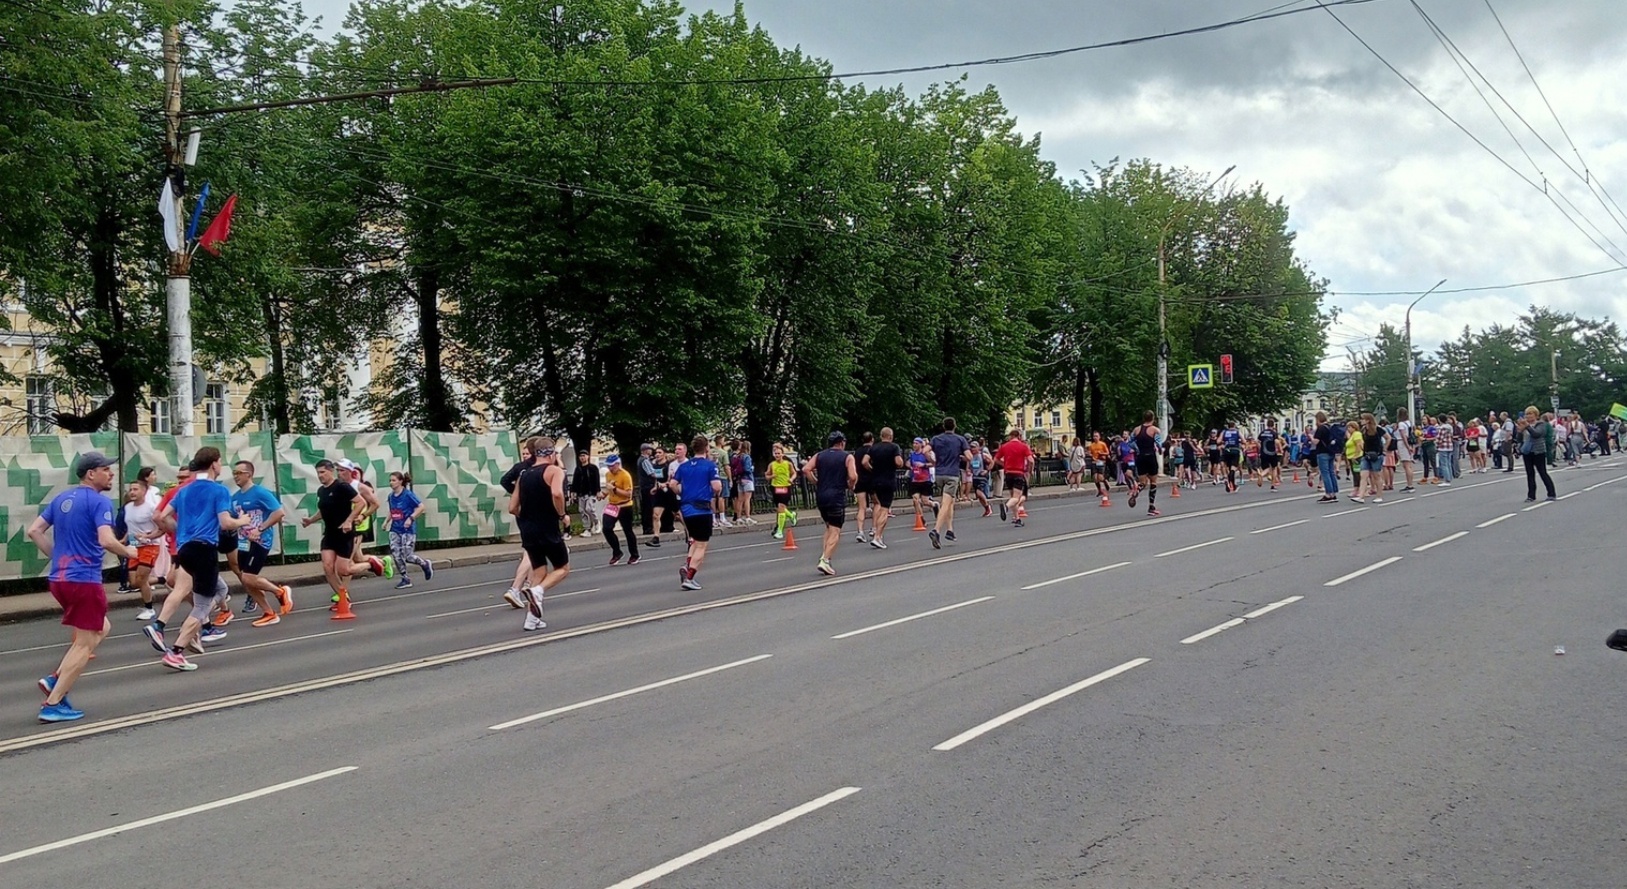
[151,447,251,671]
[669,436,722,591]
[230,460,292,624]
[386,471,433,589]
[1221,422,1244,493]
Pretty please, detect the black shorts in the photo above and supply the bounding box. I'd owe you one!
[1003,472,1028,494]
[361,523,376,544]
[176,540,221,600]
[817,499,845,529]
[907,481,933,498]
[871,485,896,509]
[683,513,714,543]
[1261,454,1280,469]
[1091,462,1108,477]
[239,542,270,575]
[1224,448,1242,467]
[854,477,873,495]
[520,530,569,570]
[772,488,792,506]
[1135,457,1159,478]
[217,532,238,555]
[659,489,680,511]
[321,532,353,555]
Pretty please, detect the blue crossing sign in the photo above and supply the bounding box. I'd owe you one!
[1189,364,1214,389]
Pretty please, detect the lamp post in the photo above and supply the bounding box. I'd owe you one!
[1551,350,1561,412]
[1157,164,1235,434]
[1404,279,1447,423]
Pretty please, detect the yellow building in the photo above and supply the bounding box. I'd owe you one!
[1006,402,1077,455]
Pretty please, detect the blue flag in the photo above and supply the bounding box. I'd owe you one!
[186,181,210,242]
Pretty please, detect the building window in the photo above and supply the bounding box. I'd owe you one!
[1051,410,1062,428]
[25,376,54,435]
[150,398,171,434]
[1032,410,1042,428]
[205,382,228,435]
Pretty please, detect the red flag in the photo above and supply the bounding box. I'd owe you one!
[197,194,238,256]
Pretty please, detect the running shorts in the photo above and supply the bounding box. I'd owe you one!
[1135,457,1159,478]
[1224,448,1242,467]
[972,477,990,496]
[871,485,896,509]
[772,487,792,506]
[217,532,238,555]
[1002,472,1029,494]
[132,544,159,569]
[239,541,270,575]
[176,539,222,602]
[907,480,933,499]
[1261,454,1280,469]
[934,477,960,497]
[1091,461,1108,477]
[520,530,569,570]
[683,513,714,543]
[320,532,353,555]
[854,476,873,495]
[50,580,107,632]
[816,498,845,529]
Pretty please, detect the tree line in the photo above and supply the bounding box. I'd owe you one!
[1,0,1332,457]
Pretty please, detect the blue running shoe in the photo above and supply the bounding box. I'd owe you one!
[143,623,166,653]
[394,577,412,590]
[38,674,56,695]
[39,701,84,723]
[200,626,228,644]
[422,561,433,581]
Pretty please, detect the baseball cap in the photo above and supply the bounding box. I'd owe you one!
[605,454,621,465]
[74,451,117,478]
[828,431,847,445]
[913,437,926,444]
[337,459,358,471]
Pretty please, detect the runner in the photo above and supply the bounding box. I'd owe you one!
[510,437,571,631]
[967,439,994,517]
[670,435,722,590]
[29,451,136,722]
[122,478,160,620]
[803,431,857,576]
[386,471,434,589]
[853,431,875,543]
[230,460,293,626]
[1205,431,1224,485]
[646,444,672,548]
[500,442,536,607]
[1127,411,1163,516]
[601,454,639,565]
[862,427,903,550]
[339,460,389,580]
[767,442,799,540]
[1259,418,1283,489]
[152,447,251,671]
[1220,421,1244,493]
[929,418,970,549]
[299,459,370,613]
[1088,431,1112,501]
[906,438,933,526]
[1180,432,1200,489]
[993,428,1035,527]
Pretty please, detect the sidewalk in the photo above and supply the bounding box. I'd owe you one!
[0,483,1085,623]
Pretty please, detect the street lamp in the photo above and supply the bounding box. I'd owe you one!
[1404,279,1447,422]
[1157,164,1235,434]
[1551,350,1561,412]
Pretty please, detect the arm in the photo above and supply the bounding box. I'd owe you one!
[98,523,137,561]
[357,483,380,515]
[508,483,522,517]
[802,457,817,483]
[846,455,857,489]
[156,504,177,533]
[549,466,567,517]
[343,497,364,531]
[26,515,52,559]
[409,500,426,522]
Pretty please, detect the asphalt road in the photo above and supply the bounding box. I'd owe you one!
[3,461,1625,889]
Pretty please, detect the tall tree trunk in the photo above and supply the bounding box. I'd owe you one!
[416,265,457,431]
[1087,366,1104,434]
[1072,365,1087,441]
[263,292,290,434]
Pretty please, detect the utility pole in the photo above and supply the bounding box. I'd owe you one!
[1404,279,1447,425]
[162,23,194,436]
[1550,350,1561,413]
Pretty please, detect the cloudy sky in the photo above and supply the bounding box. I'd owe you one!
[296,0,1627,369]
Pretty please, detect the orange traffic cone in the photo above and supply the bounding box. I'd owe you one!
[913,511,927,532]
[1292,469,1300,484]
[1016,506,1028,519]
[1099,494,1111,508]
[1170,480,1181,498]
[331,587,357,621]
[781,526,799,550]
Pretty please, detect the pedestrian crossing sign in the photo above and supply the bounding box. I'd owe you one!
[1189,364,1214,389]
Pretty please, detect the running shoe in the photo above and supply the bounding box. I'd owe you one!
[788,510,799,526]
[37,673,56,695]
[628,556,641,565]
[522,613,546,632]
[1147,508,1162,517]
[185,638,206,654]
[502,588,526,609]
[928,529,941,549]
[1349,496,1365,503]
[678,568,688,588]
[999,502,1008,522]
[773,531,784,540]
[279,586,293,614]
[681,578,702,591]
[200,626,228,644]
[869,538,887,550]
[608,555,622,566]
[135,607,156,621]
[143,623,166,653]
[251,613,281,628]
[394,577,413,589]
[243,598,259,614]
[817,559,836,576]
[382,555,397,578]
[944,530,956,542]
[162,651,197,671]
[982,505,992,518]
[38,701,85,723]
[1013,519,1025,528]
[1129,489,1138,509]
[331,592,340,604]
[1372,497,1383,503]
[422,561,433,581]
[1546,495,1558,501]
[213,610,234,627]
[367,556,385,577]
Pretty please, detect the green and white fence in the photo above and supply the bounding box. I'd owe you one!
[0,430,522,581]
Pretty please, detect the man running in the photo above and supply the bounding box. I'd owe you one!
[804,431,857,576]
[339,460,388,580]
[929,418,970,549]
[153,448,251,671]
[863,427,903,550]
[300,459,370,612]
[967,439,994,517]
[671,435,722,590]
[29,451,136,722]
[1258,418,1283,489]
[510,437,570,631]
[1127,411,1163,516]
[852,432,875,543]
[230,461,292,627]
[993,428,1035,527]
[500,442,536,608]
[1220,421,1244,493]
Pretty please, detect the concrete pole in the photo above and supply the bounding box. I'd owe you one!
[163,24,194,436]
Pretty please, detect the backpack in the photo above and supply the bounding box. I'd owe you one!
[1327,423,1347,453]
[1406,423,1420,447]
[729,453,746,481]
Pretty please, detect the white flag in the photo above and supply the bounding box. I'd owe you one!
[158,179,182,254]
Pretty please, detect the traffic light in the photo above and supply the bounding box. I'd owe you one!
[1220,353,1234,385]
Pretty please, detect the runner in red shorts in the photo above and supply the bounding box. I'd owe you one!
[26,451,137,722]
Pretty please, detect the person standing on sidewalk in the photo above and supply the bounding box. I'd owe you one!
[730,440,756,526]
[510,437,571,631]
[671,436,722,590]
[386,471,434,589]
[29,451,137,722]
[804,431,857,576]
[570,451,602,538]
[929,418,970,549]
[601,454,639,565]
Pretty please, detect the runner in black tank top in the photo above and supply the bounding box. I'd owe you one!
[1128,410,1163,516]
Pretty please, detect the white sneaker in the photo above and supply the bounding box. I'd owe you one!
[1439,481,1451,487]
[502,588,525,609]
[522,613,545,632]
[869,537,887,550]
[136,608,156,621]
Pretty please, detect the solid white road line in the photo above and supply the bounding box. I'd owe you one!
[1584,475,1627,492]
[1019,561,1132,590]
[1477,513,1516,528]
[1250,519,1308,534]
[1412,531,1468,553]
[831,597,995,640]
[489,654,773,731]
[1242,595,1305,619]
[759,557,794,564]
[1522,501,1549,512]
[933,658,1150,751]
[0,767,356,865]
[1558,491,1581,500]
[1154,537,1233,559]
[1324,556,1404,588]
[1180,596,1304,645]
[82,630,355,676]
[1381,497,1416,506]
[425,589,602,619]
[1323,507,1369,518]
[603,786,861,889]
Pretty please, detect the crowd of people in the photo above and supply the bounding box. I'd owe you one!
[22,404,1612,723]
